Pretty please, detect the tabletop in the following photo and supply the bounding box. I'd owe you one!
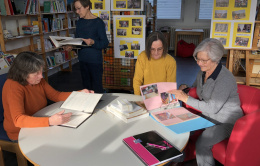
[19,93,190,166]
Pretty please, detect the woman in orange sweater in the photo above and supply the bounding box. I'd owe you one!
[2,51,92,141]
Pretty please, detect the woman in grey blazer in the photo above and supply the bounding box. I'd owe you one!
[172,38,243,166]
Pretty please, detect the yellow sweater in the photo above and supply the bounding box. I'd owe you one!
[133,51,177,95]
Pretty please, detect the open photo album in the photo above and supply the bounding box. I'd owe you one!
[49,36,83,47]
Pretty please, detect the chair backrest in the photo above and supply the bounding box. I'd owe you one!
[237,84,260,115]
[0,73,8,123]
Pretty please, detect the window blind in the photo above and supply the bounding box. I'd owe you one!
[199,0,213,19]
[157,0,182,19]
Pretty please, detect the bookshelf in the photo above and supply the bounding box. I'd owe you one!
[0,0,77,82]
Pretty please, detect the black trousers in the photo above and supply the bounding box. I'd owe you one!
[79,61,103,93]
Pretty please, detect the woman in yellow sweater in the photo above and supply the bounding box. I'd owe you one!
[133,31,177,95]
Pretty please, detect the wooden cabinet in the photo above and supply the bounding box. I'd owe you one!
[0,0,77,82]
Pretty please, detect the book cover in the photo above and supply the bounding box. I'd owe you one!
[0,0,7,15]
[43,1,51,13]
[49,36,83,48]
[123,131,183,166]
[140,82,179,111]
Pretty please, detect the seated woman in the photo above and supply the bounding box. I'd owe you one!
[171,38,243,166]
[2,51,93,141]
[133,31,176,95]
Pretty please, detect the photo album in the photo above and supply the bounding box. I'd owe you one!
[123,130,182,166]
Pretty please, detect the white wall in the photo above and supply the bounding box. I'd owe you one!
[156,0,211,29]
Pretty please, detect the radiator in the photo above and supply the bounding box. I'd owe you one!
[169,27,211,50]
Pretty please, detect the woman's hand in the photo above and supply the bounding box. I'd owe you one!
[80,89,94,93]
[49,110,72,126]
[178,84,188,90]
[63,45,73,52]
[82,39,94,46]
[171,90,189,103]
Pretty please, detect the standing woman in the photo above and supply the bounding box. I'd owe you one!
[65,0,109,93]
[133,31,177,95]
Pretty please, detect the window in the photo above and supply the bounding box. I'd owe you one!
[198,0,214,20]
[157,0,182,19]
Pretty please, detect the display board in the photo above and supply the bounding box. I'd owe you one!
[113,15,146,59]
[210,0,257,49]
[111,0,144,11]
[91,0,111,34]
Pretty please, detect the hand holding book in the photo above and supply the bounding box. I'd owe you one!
[82,38,95,46]
[49,110,72,126]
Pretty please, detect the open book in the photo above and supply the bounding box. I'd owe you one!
[123,130,183,166]
[49,36,83,47]
[34,92,103,128]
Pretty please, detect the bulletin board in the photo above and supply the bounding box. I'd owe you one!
[113,15,146,59]
[210,0,257,49]
[91,0,111,34]
[111,0,144,11]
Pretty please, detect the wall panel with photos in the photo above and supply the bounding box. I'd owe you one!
[91,0,111,34]
[210,0,257,49]
[113,15,146,59]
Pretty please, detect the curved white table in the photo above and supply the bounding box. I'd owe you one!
[19,93,189,166]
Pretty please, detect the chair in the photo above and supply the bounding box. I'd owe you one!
[0,70,28,166]
[183,84,260,166]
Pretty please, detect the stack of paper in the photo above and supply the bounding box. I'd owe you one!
[107,100,149,123]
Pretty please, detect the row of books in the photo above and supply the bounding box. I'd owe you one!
[43,0,66,13]
[22,25,39,35]
[0,0,39,15]
[42,17,64,33]
[0,52,15,70]
[46,51,76,68]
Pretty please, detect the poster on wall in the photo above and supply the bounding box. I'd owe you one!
[111,0,144,11]
[113,15,146,59]
[210,0,257,49]
[91,0,111,34]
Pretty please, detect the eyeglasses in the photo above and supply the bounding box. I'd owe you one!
[151,47,163,53]
[75,6,83,11]
[194,57,211,64]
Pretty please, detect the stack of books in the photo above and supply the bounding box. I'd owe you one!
[106,99,149,123]
[0,52,16,70]
[22,25,39,35]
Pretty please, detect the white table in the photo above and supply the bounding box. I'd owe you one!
[19,93,189,166]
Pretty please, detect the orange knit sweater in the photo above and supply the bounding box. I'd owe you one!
[2,78,71,140]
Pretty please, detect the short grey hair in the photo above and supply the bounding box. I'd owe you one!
[193,38,224,63]
[8,51,45,86]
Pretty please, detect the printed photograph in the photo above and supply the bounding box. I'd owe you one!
[104,21,108,31]
[117,29,127,36]
[125,51,134,58]
[237,24,251,33]
[215,10,227,19]
[132,19,142,26]
[132,28,142,35]
[119,20,129,27]
[176,113,198,121]
[141,84,159,100]
[215,23,228,32]
[94,2,103,9]
[127,0,141,9]
[234,37,249,47]
[100,12,109,20]
[155,112,176,121]
[119,44,128,51]
[232,9,246,20]
[131,43,140,50]
[216,0,229,7]
[160,92,177,105]
[116,1,126,8]
[215,37,227,45]
[234,0,248,7]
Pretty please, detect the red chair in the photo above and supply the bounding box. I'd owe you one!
[183,84,260,166]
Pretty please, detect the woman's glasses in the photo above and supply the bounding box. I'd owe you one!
[194,57,210,64]
[151,47,163,53]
